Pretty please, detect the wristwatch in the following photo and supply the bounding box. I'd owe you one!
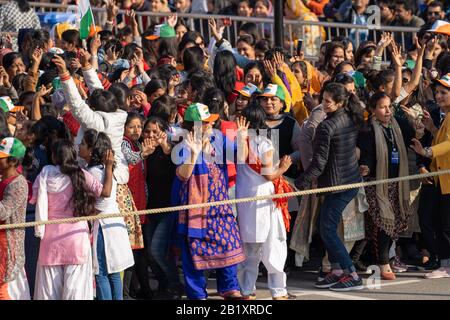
[424,147,433,158]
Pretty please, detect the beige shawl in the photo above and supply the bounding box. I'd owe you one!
[372,117,411,236]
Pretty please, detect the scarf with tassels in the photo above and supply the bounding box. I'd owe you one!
[371,117,411,237]
[247,138,293,232]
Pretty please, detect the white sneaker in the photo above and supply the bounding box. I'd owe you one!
[424,267,450,279]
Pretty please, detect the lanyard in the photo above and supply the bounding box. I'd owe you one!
[381,124,397,150]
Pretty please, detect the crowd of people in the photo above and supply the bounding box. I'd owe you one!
[0,0,450,300]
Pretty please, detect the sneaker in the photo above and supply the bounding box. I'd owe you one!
[317,267,329,282]
[329,276,364,292]
[315,273,344,289]
[424,267,450,279]
[390,256,408,273]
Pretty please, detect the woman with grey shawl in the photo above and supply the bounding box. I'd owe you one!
[358,92,418,281]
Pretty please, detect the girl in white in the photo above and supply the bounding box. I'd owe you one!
[79,129,134,300]
[235,105,293,300]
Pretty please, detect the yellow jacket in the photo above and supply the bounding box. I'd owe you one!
[431,114,450,194]
[271,66,309,124]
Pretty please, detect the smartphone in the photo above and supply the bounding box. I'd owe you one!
[296,39,303,56]
[221,18,232,27]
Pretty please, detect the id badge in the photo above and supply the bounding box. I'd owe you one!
[391,150,399,164]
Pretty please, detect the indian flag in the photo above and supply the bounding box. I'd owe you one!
[79,0,95,40]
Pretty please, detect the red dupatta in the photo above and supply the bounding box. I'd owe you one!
[247,140,293,232]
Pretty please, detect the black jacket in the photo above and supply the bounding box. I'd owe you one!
[295,108,362,190]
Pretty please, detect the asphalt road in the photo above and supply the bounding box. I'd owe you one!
[206,267,450,300]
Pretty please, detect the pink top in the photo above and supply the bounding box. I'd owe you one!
[31,169,103,266]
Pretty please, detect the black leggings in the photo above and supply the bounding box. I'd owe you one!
[372,227,392,265]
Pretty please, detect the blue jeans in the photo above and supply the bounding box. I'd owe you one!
[96,225,123,300]
[143,214,180,291]
[319,188,359,274]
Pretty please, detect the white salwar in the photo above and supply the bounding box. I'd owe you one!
[236,136,288,298]
[34,250,94,300]
[7,268,31,300]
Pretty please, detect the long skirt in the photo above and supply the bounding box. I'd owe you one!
[116,184,144,250]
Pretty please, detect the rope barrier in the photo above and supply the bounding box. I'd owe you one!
[1,169,449,231]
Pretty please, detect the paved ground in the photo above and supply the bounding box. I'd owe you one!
[205,265,450,300]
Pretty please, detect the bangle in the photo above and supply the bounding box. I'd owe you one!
[60,71,71,81]
[91,55,98,59]
[81,64,93,71]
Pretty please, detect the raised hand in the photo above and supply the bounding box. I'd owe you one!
[236,116,249,139]
[156,131,168,147]
[36,84,53,98]
[103,149,115,168]
[90,34,102,54]
[167,13,178,27]
[263,59,277,77]
[106,0,119,22]
[141,138,156,158]
[0,66,10,87]
[185,131,202,157]
[279,155,292,172]
[79,49,92,68]
[273,51,285,71]
[389,41,405,67]
[208,18,224,42]
[31,48,44,66]
[52,55,69,75]
[421,109,438,135]
[70,58,81,71]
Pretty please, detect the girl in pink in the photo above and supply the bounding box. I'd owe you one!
[31,139,114,300]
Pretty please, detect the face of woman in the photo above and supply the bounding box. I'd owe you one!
[372,96,392,124]
[254,1,269,17]
[433,43,443,60]
[345,42,354,62]
[149,88,166,104]
[435,85,450,111]
[151,0,164,11]
[7,57,26,79]
[322,91,344,114]
[176,25,188,42]
[341,64,355,74]
[344,82,356,95]
[235,94,250,113]
[238,2,253,16]
[237,41,255,60]
[245,67,263,88]
[260,96,283,116]
[330,48,345,70]
[125,118,143,141]
[143,122,161,141]
[292,64,305,88]
[362,49,375,64]
[254,48,265,61]
[78,138,91,162]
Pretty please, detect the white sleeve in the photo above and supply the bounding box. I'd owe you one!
[61,77,106,131]
[82,67,104,94]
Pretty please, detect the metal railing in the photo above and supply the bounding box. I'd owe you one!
[1,1,419,60]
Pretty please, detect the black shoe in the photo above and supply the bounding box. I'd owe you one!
[422,259,440,271]
[315,273,344,289]
[329,276,364,292]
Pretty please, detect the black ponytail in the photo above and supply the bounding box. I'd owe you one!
[82,129,114,169]
[51,140,97,217]
[15,0,30,12]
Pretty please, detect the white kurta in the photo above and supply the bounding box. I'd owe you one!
[88,166,134,275]
[235,136,286,243]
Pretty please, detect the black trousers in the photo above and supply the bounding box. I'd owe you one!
[418,184,450,260]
